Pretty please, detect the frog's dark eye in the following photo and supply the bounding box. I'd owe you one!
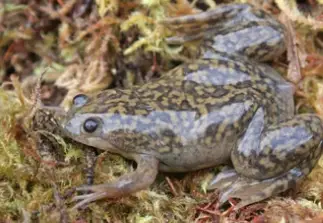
[83,118,99,133]
[73,94,88,107]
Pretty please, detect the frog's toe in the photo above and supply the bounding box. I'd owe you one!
[207,167,239,190]
[70,184,115,210]
[71,191,108,210]
[216,177,269,210]
[206,168,260,209]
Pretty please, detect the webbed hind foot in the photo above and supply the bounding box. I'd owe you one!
[207,165,309,210]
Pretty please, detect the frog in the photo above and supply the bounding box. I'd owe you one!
[45,3,323,210]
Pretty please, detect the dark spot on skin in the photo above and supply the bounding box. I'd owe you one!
[213,87,229,97]
[231,93,246,102]
[161,129,176,137]
[205,123,219,136]
[234,81,252,89]
[180,99,191,109]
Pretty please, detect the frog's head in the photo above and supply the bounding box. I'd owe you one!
[53,93,121,151]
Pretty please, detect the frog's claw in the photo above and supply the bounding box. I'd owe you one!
[70,154,159,210]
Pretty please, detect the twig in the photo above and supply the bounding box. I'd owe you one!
[166,176,178,196]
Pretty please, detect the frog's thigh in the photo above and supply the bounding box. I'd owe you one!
[162,3,285,62]
[232,112,323,180]
[71,154,159,210]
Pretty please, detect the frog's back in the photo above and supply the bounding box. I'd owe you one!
[144,52,294,122]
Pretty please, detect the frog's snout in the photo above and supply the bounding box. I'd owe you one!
[62,119,81,137]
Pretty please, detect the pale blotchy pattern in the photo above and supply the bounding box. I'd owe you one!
[55,3,323,210]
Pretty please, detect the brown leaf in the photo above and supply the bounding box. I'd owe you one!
[280,13,307,83]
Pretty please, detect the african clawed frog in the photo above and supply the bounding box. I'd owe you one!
[49,3,323,209]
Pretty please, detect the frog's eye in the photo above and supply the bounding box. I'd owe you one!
[83,118,99,133]
[73,94,88,107]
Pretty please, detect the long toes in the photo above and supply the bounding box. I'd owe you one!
[216,177,282,210]
[207,168,239,190]
[75,184,108,193]
[218,187,262,211]
[71,191,108,210]
[71,193,94,202]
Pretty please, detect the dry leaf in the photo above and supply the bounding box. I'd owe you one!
[280,13,307,83]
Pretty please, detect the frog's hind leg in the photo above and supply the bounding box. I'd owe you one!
[232,113,323,180]
[207,157,318,210]
[160,4,245,43]
[161,3,286,62]
[208,113,323,209]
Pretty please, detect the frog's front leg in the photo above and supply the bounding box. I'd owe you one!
[162,3,285,62]
[208,112,323,209]
[71,154,159,210]
[84,147,97,185]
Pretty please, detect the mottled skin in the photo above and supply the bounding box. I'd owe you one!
[51,4,323,209]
